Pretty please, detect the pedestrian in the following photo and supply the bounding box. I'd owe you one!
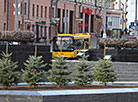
[125,27,128,35]
[101,29,103,38]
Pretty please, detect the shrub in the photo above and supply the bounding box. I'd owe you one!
[93,58,118,86]
[47,57,72,88]
[0,52,20,89]
[22,55,47,87]
[73,55,93,86]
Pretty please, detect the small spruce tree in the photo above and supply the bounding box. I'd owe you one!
[22,55,47,87]
[47,57,72,88]
[0,52,20,89]
[73,55,93,86]
[93,58,118,86]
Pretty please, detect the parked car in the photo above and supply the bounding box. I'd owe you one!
[77,49,88,57]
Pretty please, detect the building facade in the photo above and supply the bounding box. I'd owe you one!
[126,0,137,27]
[113,0,128,30]
[0,0,8,31]
[1,0,124,43]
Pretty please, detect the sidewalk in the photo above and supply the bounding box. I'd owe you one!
[92,81,138,86]
[16,81,138,86]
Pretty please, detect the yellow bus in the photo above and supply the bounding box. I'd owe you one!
[52,33,91,58]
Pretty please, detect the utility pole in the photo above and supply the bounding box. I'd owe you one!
[119,0,121,9]
[135,0,137,25]
[95,0,97,37]
[14,0,18,31]
[120,1,124,31]
[50,0,54,52]
[64,0,67,33]
[55,0,59,35]
[79,1,82,33]
[7,0,10,31]
[103,0,107,38]
[50,0,54,40]
[23,0,25,31]
[28,0,30,20]
[74,0,77,34]
[122,3,124,31]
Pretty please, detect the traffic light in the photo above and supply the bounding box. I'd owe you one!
[51,21,57,25]
[51,20,59,26]
[96,14,101,19]
[39,21,46,24]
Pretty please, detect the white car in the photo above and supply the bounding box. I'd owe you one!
[77,49,88,57]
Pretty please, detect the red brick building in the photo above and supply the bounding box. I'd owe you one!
[0,0,104,43]
[0,0,8,31]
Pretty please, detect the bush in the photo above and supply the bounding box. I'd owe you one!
[93,58,118,86]
[47,57,72,88]
[0,52,20,89]
[73,55,93,86]
[22,55,47,87]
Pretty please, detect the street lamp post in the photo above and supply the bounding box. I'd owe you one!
[74,0,77,34]
[103,0,107,38]
[121,3,124,31]
[14,0,18,31]
[7,0,10,31]
[28,0,30,20]
[23,0,25,31]
[95,0,97,37]
[55,0,59,36]
[64,0,67,33]
[135,0,137,25]
[50,0,54,41]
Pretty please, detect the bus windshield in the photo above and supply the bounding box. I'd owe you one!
[53,36,74,51]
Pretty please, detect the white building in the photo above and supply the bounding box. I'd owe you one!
[126,0,138,27]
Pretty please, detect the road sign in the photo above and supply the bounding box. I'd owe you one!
[105,24,108,28]
[130,22,135,26]
[63,17,69,23]
[13,3,20,8]
[52,2,56,5]
[13,11,20,15]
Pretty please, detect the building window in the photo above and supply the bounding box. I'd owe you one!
[4,0,6,13]
[18,21,21,28]
[49,7,51,18]
[44,26,47,39]
[49,7,54,18]
[20,2,23,14]
[80,13,83,32]
[90,15,94,32]
[40,26,43,38]
[32,25,35,32]
[3,23,6,31]
[25,3,27,15]
[32,4,35,16]
[85,13,89,32]
[69,11,73,34]
[62,9,65,33]
[49,27,51,39]
[52,8,54,17]
[41,6,43,17]
[45,6,47,18]
[37,5,39,17]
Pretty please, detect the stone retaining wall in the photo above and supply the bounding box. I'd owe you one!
[1,88,138,102]
[67,61,138,81]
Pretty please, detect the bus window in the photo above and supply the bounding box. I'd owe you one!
[53,36,74,51]
[74,39,89,49]
[84,39,89,49]
[75,39,83,49]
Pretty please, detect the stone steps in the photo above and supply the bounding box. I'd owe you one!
[114,67,138,81]
[118,78,138,81]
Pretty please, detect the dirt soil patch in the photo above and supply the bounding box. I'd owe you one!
[1,84,138,91]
